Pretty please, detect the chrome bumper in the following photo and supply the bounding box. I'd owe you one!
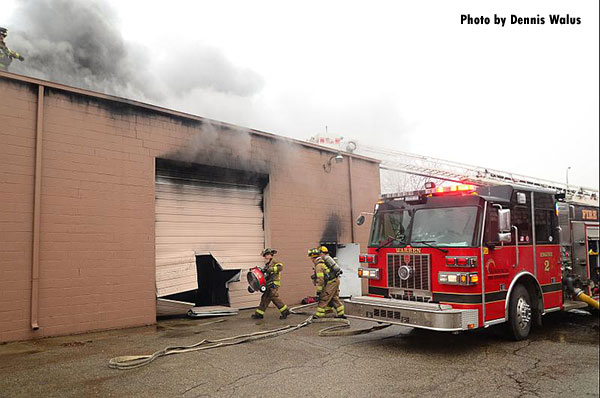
[344,296,479,332]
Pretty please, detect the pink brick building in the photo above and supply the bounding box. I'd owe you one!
[0,71,380,342]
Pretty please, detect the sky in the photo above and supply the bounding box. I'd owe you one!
[4,0,599,189]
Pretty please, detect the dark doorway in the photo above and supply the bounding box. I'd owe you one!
[163,255,240,306]
[196,255,240,306]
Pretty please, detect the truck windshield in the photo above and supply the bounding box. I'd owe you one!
[369,210,412,247]
[410,206,479,247]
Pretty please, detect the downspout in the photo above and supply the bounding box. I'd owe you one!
[348,156,355,242]
[30,85,44,330]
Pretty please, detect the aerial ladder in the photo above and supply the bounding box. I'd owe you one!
[308,134,599,205]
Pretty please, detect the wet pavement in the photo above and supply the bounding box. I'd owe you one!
[0,308,598,398]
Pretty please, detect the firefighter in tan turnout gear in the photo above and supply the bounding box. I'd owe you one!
[318,246,343,277]
[0,27,24,71]
[309,248,345,318]
[252,248,290,319]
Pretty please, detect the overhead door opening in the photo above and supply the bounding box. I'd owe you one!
[155,159,268,314]
[196,255,240,306]
[161,254,240,307]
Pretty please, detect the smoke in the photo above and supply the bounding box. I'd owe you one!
[166,120,268,174]
[6,0,264,104]
[158,44,264,98]
[320,213,343,243]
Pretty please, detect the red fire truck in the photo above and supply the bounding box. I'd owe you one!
[346,183,599,340]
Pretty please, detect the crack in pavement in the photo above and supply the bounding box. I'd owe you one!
[181,381,207,397]
[507,340,544,398]
[216,350,353,398]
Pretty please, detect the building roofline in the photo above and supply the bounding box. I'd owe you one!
[1,70,380,164]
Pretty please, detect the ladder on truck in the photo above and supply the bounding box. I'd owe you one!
[353,143,599,205]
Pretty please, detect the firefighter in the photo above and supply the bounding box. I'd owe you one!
[308,248,345,319]
[0,27,25,71]
[252,248,290,319]
[318,246,343,277]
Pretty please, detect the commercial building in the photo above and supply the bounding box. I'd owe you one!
[0,71,380,342]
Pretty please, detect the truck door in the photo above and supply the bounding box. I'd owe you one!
[483,205,512,322]
[532,193,561,310]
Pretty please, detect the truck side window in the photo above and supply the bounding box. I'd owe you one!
[484,206,499,244]
[534,209,556,243]
[512,205,532,245]
[534,193,557,243]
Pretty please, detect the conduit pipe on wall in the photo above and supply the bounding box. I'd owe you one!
[348,156,355,242]
[30,84,44,330]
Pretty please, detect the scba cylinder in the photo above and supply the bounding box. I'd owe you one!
[461,14,491,25]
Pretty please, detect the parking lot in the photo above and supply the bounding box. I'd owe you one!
[0,308,598,398]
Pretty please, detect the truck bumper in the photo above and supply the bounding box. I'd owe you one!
[344,296,479,332]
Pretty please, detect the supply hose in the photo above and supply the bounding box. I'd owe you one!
[575,291,599,310]
[109,303,390,370]
[564,276,600,310]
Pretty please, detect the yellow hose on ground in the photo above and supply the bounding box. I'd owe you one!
[576,292,600,310]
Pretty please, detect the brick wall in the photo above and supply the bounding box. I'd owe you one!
[0,80,37,342]
[0,74,380,342]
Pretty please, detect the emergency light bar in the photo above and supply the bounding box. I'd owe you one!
[381,184,477,201]
[359,254,378,264]
[445,256,478,267]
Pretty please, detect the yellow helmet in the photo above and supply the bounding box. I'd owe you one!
[319,246,329,254]
[307,248,320,257]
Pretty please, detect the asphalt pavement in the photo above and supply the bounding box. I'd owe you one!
[0,308,598,398]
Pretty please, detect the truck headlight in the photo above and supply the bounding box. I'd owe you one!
[358,267,380,279]
[438,272,478,285]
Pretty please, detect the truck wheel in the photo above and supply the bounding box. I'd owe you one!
[508,284,532,341]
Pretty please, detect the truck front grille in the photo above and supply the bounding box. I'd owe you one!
[387,253,431,293]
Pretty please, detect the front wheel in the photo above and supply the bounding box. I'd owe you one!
[508,284,532,340]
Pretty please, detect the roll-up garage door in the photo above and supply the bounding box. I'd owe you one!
[155,165,266,309]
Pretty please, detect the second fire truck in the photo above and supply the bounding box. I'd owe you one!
[346,183,599,340]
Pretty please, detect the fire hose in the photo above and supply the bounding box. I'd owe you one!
[108,303,390,370]
[565,276,600,310]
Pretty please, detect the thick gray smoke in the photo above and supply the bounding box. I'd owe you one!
[7,0,264,103]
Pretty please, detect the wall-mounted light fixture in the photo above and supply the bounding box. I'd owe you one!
[323,152,343,173]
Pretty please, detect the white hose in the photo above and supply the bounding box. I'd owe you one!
[108,303,390,370]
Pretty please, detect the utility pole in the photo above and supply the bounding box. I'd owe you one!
[566,166,571,197]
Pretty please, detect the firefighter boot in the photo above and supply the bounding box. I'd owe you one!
[279,305,290,319]
[335,305,346,319]
[252,309,264,319]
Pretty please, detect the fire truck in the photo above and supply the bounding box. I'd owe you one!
[346,183,599,340]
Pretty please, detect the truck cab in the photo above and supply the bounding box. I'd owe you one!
[346,184,599,340]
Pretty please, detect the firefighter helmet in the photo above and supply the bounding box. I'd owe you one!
[307,248,320,257]
[0,27,7,37]
[319,246,329,254]
[260,248,277,256]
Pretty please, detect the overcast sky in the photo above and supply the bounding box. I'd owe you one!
[4,0,599,189]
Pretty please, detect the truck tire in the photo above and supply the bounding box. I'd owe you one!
[508,284,532,341]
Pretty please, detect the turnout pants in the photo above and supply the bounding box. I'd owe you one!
[255,287,288,316]
[315,278,345,318]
